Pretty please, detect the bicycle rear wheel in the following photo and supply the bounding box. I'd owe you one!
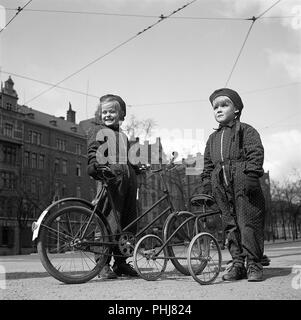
[37,206,110,284]
[187,232,222,285]
[163,212,204,275]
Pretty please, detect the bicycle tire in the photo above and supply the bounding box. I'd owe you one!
[187,232,222,285]
[37,205,110,284]
[133,234,167,281]
[163,211,204,275]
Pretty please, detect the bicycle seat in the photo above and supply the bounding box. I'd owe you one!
[190,194,216,207]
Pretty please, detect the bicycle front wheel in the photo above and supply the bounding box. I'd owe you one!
[37,206,110,284]
[163,211,204,275]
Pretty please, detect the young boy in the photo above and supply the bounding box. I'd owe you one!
[87,94,138,279]
[200,88,265,282]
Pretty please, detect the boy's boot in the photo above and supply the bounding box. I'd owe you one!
[222,261,247,281]
[113,258,138,277]
[247,261,263,282]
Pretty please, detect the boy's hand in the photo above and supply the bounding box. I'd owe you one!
[245,175,260,195]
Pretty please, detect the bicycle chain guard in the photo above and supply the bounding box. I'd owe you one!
[118,232,136,257]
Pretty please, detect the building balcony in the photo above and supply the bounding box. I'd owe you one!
[0,127,23,142]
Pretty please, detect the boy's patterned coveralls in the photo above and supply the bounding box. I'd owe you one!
[201,119,265,265]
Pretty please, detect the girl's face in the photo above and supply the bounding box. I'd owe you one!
[212,96,238,125]
[101,101,122,128]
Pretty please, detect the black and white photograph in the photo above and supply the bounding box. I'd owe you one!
[0,0,301,306]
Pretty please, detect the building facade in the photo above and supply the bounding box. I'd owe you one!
[0,77,95,255]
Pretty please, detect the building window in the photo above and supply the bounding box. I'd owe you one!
[0,171,15,189]
[31,179,37,194]
[62,184,66,197]
[31,153,37,169]
[3,145,17,164]
[39,154,45,169]
[6,198,13,215]
[24,151,30,167]
[1,227,9,245]
[76,144,82,155]
[54,158,60,174]
[39,180,44,197]
[76,163,81,177]
[29,130,41,145]
[62,160,67,174]
[3,123,13,137]
[56,138,66,151]
[76,186,81,198]
[0,197,5,217]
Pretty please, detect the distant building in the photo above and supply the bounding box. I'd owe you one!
[0,77,95,255]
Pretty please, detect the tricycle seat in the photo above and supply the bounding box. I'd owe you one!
[190,194,216,207]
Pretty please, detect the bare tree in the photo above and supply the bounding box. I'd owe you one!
[122,114,157,141]
[270,171,301,241]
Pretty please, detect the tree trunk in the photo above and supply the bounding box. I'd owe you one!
[281,212,286,240]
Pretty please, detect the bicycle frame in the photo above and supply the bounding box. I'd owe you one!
[104,170,174,237]
[53,168,177,251]
[123,170,175,237]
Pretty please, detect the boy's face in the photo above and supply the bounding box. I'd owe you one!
[212,96,238,125]
[101,101,122,129]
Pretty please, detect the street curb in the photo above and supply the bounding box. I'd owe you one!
[264,239,301,246]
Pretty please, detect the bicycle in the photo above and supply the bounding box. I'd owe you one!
[32,159,197,284]
[133,193,222,285]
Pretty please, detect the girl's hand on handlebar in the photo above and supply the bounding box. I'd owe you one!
[94,164,116,180]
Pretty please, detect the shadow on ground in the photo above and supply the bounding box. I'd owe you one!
[262,267,292,280]
[6,272,50,280]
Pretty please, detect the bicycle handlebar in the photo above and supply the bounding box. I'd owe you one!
[140,162,178,174]
[95,166,117,181]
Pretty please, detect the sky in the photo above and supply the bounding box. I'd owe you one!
[0,0,300,183]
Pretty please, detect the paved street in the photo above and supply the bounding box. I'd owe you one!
[1,239,301,300]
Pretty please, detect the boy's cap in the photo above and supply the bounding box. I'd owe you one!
[209,88,244,111]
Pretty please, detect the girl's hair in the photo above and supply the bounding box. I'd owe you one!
[95,94,126,122]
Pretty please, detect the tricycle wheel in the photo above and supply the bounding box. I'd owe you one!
[133,234,167,281]
[187,232,221,285]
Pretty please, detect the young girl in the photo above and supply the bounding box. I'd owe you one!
[87,94,138,279]
[201,88,265,282]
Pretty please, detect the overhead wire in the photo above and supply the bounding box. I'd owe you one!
[129,82,301,107]
[224,0,283,87]
[3,69,300,109]
[24,0,199,105]
[5,7,296,20]
[0,0,33,35]
[3,0,297,129]
[224,19,256,87]
[0,70,100,100]
[256,0,283,19]
[260,111,301,130]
